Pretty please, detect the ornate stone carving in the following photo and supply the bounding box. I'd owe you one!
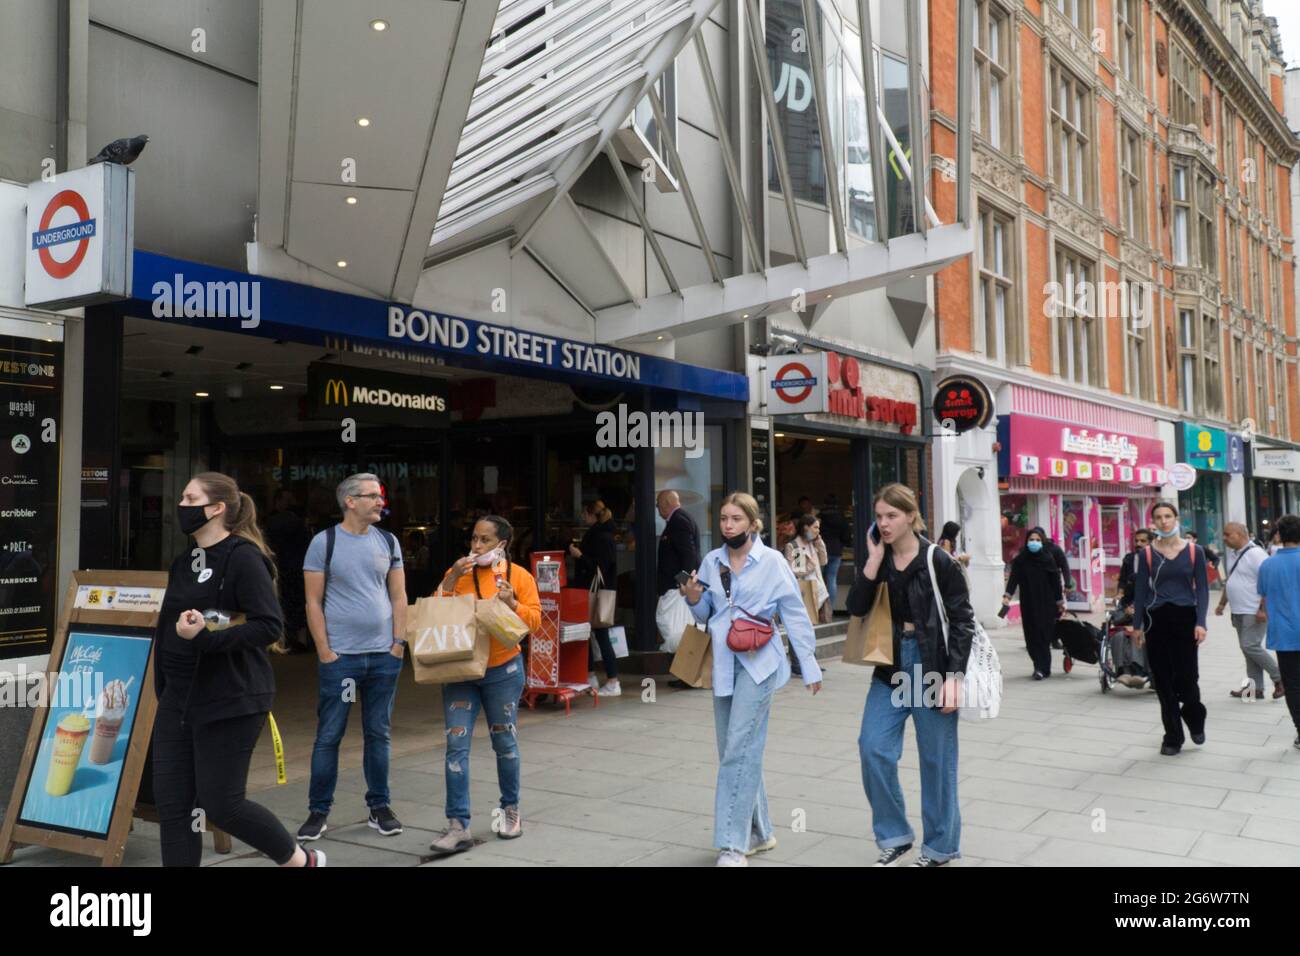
[1155,39,1168,77]
[1048,194,1100,245]
[1159,183,1170,227]
[1044,2,1097,79]
[1202,94,1213,128]
[1122,238,1150,274]
[972,145,1018,199]
[1168,125,1216,167]
[1174,270,1199,294]
[1118,82,1148,122]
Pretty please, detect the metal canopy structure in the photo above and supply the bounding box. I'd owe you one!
[255,0,973,347]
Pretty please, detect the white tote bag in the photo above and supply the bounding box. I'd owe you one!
[926,544,1002,720]
[655,589,694,653]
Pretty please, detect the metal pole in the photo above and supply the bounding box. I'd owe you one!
[603,144,682,294]
[856,0,890,242]
[801,0,849,254]
[647,86,724,284]
[956,0,974,226]
[905,0,927,236]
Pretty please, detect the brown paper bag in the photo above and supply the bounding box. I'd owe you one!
[799,579,819,624]
[475,594,530,648]
[842,584,894,666]
[669,624,713,689]
[407,594,477,665]
[411,623,491,685]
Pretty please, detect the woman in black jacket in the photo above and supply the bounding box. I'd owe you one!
[154,472,322,867]
[570,499,621,696]
[1002,527,1066,679]
[847,483,975,868]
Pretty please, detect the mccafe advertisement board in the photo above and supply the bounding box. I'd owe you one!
[0,332,62,660]
[306,362,450,429]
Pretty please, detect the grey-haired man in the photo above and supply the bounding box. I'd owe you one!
[298,474,407,841]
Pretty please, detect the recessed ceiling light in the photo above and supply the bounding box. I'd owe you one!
[337,260,348,268]
[195,391,209,398]
[656,335,664,341]
[269,384,284,391]
[370,19,388,31]
[816,437,827,442]
[742,313,749,318]
[775,433,785,438]
[356,117,371,127]
[826,293,833,299]
[346,196,358,204]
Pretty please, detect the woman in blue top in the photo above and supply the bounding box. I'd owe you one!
[681,491,823,867]
[1132,499,1209,756]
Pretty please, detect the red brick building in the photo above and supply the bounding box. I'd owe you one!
[928,0,1300,619]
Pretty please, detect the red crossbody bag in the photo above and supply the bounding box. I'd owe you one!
[719,566,774,652]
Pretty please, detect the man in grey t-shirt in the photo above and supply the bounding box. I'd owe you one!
[298,473,408,841]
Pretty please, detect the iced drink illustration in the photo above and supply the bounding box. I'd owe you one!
[44,713,91,796]
[89,679,130,765]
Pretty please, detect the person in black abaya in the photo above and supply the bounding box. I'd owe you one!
[1002,527,1065,679]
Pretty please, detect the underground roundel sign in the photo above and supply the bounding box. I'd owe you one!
[24,163,134,310]
[767,351,828,415]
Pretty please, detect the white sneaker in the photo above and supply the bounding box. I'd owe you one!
[745,833,777,856]
[597,680,622,697]
[587,672,601,689]
[715,849,748,867]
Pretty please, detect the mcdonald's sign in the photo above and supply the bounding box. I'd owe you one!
[306,362,448,428]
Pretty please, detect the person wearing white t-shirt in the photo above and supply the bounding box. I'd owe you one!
[1215,522,1283,701]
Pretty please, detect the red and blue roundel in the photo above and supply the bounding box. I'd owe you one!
[32,189,97,279]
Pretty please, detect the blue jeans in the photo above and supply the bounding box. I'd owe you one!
[824,555,843,609]
[712,659,777,852]
[443,658,526,827]
[858,635,961,862]
[308,650,403,814]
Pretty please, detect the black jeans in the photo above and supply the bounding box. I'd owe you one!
[589,628,618,680]
[1144,604,1206,749]
[1277,651,1300,736]
[153,696,298,866]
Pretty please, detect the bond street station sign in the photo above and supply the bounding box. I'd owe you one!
[306,362,449,429]
[25,164,134,310]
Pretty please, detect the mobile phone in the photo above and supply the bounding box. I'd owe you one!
[674,570,693,587]
[869,523,881,544]
[996,604,1011,619]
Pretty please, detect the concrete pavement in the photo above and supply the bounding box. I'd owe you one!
[5,609,1299,867]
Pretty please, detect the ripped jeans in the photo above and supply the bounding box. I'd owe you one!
[442,657,526,827]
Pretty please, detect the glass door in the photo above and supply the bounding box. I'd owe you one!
[1099,504,1126,599]
[1058,495,1092,610]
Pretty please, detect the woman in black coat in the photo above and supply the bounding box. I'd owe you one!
[1001,527,1065,679]
[570,500,621,696]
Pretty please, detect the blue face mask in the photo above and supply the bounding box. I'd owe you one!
[1155,526,1178,539]
[1027,540,1042,553]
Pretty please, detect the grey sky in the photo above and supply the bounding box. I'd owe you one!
[1264,0,1300,68]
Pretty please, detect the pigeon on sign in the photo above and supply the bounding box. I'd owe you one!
[89,134,149,166]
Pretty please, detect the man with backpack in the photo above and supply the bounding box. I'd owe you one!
[298,473,408,841]
[1217,522,1282,701]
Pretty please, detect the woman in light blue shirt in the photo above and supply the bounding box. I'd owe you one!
[682,491,823,867]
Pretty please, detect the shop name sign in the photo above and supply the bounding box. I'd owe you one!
[25,164,134,310]
[1060,429,1139,465]
[1253,446,1300,481]
[306,362,448,429]
[387,307,642,383]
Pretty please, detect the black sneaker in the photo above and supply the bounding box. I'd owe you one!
[297,812,328,841]
[1293,736,1300,751]
[368,806,403,836]
[1160,743,1181,756]
[1191,732,1206,746]
[1032,672,1045,681]
[873,844,912,866]
[910,856,949,867]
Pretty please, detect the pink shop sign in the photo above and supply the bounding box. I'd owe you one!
[1006,414,1166,486]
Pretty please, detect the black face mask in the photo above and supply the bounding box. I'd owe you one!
[177,503,214,535]
[723,530,751,550]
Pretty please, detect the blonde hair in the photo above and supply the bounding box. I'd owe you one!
[720,491,765,535]
[585,499,613,523]
[874,482,926,534]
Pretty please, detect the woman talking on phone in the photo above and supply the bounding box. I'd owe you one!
[681,492,822,867]
[1132,500,1209,756]
[154,473,322,867]
[847,483,975,867]
[428,516,542,856]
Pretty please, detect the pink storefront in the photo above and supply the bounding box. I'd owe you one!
[996,386,1167,611]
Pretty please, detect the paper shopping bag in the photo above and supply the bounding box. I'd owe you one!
[589,567,617,627]
[411,619,491,685]
[407,594,477,665]
[798,579,819,624]
[842,584,894,666]
[669,624,713,689]
[475,594,530,648]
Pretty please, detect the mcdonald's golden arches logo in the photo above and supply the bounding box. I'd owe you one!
[323,378,349,406]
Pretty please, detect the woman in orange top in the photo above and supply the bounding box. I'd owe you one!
[427,515,541,856]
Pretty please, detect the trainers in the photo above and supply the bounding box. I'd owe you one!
[587,672,601,690]
[428,819,474,856]
[368,806,403,836]
[597,680,622,698]
[1293,736,1300,751]
[297,812,328,841]
[745,833,777,857]
[873,844,913,866]
[497,805,522,840]
[1160,743,1181,756]
[1032,672,1045,681]
[715,849,748,867]
[302,844,326,867]
[1274,683,1286,700]
[1191,731,1206,746]
[1230,687,1264,701]
[910,855,949,867]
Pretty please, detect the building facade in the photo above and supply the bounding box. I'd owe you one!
[932,0,1300,620]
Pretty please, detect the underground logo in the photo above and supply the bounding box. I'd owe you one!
[31,190,97,279]
[771,361,817,404]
